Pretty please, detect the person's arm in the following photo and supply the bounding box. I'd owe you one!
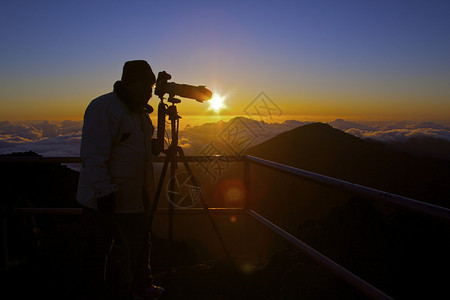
[80,99,119,203]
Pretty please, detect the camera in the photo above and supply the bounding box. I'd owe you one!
[155,71,212,103]
[153,71,212,155]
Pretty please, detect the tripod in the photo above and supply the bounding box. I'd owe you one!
[147,97,231,261]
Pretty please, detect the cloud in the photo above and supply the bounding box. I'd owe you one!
[334,121,450,143]
[0,121,42,141]
[0,120,82,157]
[36,120,58,138]
[2,118,449,159]
[348,128,450,143]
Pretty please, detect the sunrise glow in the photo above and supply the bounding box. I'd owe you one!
[0,2,448,123]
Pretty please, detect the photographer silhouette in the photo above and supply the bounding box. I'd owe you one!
[77,60,164,299]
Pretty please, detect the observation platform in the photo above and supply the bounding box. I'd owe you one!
[1,155,449,299]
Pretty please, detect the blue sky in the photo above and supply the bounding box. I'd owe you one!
[1,0,449,121]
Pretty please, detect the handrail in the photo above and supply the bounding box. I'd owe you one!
[246,155,450,221]
[3,155,447,222]
[248,209,393,300]
[0,156,245,164]
[13,207,246,215]
[0,157,81,164]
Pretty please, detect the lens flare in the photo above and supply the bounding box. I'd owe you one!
[208,93,226,112]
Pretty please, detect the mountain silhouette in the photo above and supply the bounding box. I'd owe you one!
[0,151,80,209]
[328,118,374,131]
[243,122,450,298]
[245,122,450,207]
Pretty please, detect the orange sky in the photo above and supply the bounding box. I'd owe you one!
[1,1,449,123]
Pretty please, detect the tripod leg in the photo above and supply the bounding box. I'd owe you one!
[168,147,177,244]
[147,151,171,232]
[148,146,176,275]
[176,146,232,261]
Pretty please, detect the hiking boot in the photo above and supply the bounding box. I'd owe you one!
[132,284,165,300]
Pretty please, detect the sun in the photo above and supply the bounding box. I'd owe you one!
[208,93,226,112]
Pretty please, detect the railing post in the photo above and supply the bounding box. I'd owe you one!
[0,197,18,273]
[1,215,7,273]
[243,156,250,258]
[244,156,250,210]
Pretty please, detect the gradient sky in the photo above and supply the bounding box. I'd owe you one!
[1,0,449,122]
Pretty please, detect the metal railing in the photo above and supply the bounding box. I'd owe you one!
[2,155,450,299]
[245,155,450,221]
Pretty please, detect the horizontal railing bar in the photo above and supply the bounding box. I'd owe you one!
[14,208,82,215]
[247,209,393,300]
[0,157,81,164]
[174,156,246,163]
[246,155,450,221]
[13,207,246,215]
[0,156,246,164]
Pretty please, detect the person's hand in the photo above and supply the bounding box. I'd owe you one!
[97,193,116,213]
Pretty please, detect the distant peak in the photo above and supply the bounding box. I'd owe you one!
[300,122,334,130]
[0,150,42,157]
[280,122,361,143]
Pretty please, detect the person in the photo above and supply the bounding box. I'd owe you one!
[77,60,164,299]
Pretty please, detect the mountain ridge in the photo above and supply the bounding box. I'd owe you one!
[245,122,450,207]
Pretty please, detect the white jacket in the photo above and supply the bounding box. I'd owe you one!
[76,91,156,213]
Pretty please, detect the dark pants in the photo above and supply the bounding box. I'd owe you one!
[80,206,153,299]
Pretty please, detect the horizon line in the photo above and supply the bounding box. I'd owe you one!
[1,114,450,125]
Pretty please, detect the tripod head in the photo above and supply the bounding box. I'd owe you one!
[153,96,187,155]
[167,97,181,104]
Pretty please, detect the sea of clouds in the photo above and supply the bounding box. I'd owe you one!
[329,119,450,143]
[1,118,449,158]
[0,120,82,157]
